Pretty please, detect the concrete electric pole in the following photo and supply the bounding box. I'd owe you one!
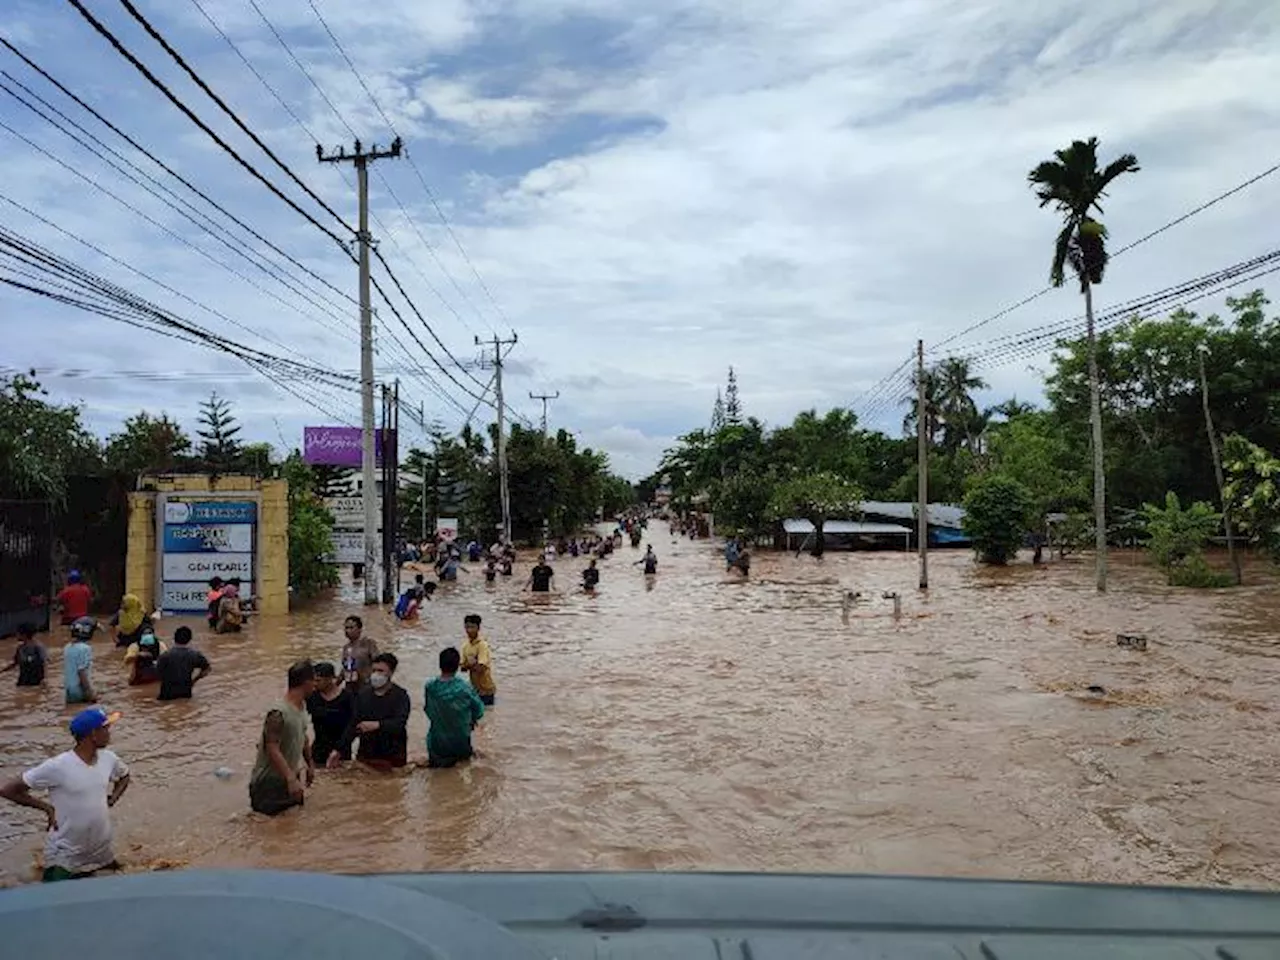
[529,390,560,435]
[477,333,519,543]
[318,137,401,604]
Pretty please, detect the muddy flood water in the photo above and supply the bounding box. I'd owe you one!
[2,533,1279,888]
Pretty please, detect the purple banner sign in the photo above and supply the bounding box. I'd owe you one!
[303,427,385,467]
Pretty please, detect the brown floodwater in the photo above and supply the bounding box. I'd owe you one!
[1,535,1278,888]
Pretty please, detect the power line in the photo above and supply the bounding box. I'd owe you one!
[62,0,350,248]
[26,18,474,415]
[0,36,357,313]
[0,225,359,424]
[929,156,1280,355]
[304,0,510,330]
[0,78,355,341]
[239,0,490,338]
[114,0,354,236]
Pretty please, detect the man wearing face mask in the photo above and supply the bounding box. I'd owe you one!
[328,653,410,770]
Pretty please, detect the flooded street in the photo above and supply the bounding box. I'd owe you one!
[2,535,1279,888]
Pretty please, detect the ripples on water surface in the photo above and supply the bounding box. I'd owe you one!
[2,535,1278,887]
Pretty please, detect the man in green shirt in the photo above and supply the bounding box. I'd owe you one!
[250,661,316,816]
[425,647,485,768]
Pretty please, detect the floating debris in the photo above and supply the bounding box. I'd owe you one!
[1116,634,1148,651]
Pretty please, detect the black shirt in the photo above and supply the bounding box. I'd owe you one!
[155,645,211,700]
[530,563,554,592]
[582,567,600,589]
[337,683,410,765]
[306,686,355,765]
[13,642,46,686]
[643,556,658,574]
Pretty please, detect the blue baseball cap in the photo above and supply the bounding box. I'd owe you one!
[69,707,120,739]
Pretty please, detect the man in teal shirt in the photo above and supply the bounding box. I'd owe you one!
[424,647,485,768]
[64,617,97,704]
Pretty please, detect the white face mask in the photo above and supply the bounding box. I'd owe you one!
[369,673,390,689]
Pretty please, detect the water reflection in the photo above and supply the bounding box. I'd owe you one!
[1,537,1278,887]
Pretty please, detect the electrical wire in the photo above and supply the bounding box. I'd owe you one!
[304,0,510,331]
[930,157,1280,356]
[62,0,350,248]
[114,0,355,236]
[0,36,358,313]
[240,0,491,339]
[0,79,355,342]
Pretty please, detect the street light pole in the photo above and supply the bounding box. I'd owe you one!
[1198,344,1242,585]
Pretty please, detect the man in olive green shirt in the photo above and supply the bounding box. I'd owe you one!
[250,661,316,816]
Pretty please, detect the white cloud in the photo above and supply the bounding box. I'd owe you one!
[3,0,1280,480]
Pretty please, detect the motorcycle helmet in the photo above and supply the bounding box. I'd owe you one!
[69,616,96,640]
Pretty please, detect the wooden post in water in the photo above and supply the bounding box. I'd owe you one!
[917,339,929,590]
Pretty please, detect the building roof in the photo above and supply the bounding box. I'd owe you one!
[782,519,912,535]
[859,500,966,528]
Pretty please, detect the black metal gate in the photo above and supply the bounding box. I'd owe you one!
[0,499,52,638]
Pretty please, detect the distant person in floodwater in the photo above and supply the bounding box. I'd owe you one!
[214,583,244,634]
[734,549,751,579]
[110,594,150,648]
[527,557,555,593]
[155,626,211,701]
[249,661,315,816]
[424,647,485,768]
[4,622,47,687]
[55,570,92,627]
[330,653,410,770]
[340,616,378,689]
[123,624,165,686]
[206,577,225,627]
[582,559,600,593]
[634,545,658,576]
[305,662,353,766]
[459,614,496,706]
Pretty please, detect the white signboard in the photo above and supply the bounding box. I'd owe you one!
[162,553,254,580]
[164,523,253,553]
[162,583,210,611]
[436,517,458,541]
[328,531,366,564]
[325,496,383,528]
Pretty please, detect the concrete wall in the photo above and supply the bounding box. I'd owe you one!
[125,475,289,616]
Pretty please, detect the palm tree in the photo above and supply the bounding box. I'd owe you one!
[935,357,988,452]
[901,367,942,445]
[1029,137,1139,592]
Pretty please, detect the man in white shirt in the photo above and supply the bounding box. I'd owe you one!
[0,706,130,881]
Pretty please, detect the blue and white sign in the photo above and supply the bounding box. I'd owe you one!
[160,498,258,613]
[162,524,254,554]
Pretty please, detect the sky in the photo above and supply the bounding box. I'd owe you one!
[2,0,1278,480]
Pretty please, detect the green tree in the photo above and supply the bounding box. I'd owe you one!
[984,410,1087,516]
[711,389,726,430]
[1029,135,1140,592]
[0,371,101,502]
[196,391,243,474]
[769,471,862,558]
[104,411,192,475]
[724,366,743,424]
[1224,434,1280,563]
[711,468,775,539]
[1137,491,1223,584]
[281,452,339,600]
[962,474,1033,565]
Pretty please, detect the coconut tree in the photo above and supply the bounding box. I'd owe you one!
[1028,137,1140,592]
[935,357,988,453]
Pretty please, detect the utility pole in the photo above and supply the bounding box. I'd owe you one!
[419,401,428,542]
[1198,344,1242,585]
[379,379,400,604]
[917,339,929,590]
[477,332,519,542]
[318,137,402,604]
[529,390,560,435]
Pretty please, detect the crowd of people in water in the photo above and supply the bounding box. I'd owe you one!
[0,511,735,882]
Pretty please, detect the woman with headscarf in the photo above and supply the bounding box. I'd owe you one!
[109,594,150,649]
[214,583,244,634]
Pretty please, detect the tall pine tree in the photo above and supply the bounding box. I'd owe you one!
[724,367,743,424]
[711,389,726,430]
[197,391,243,474]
